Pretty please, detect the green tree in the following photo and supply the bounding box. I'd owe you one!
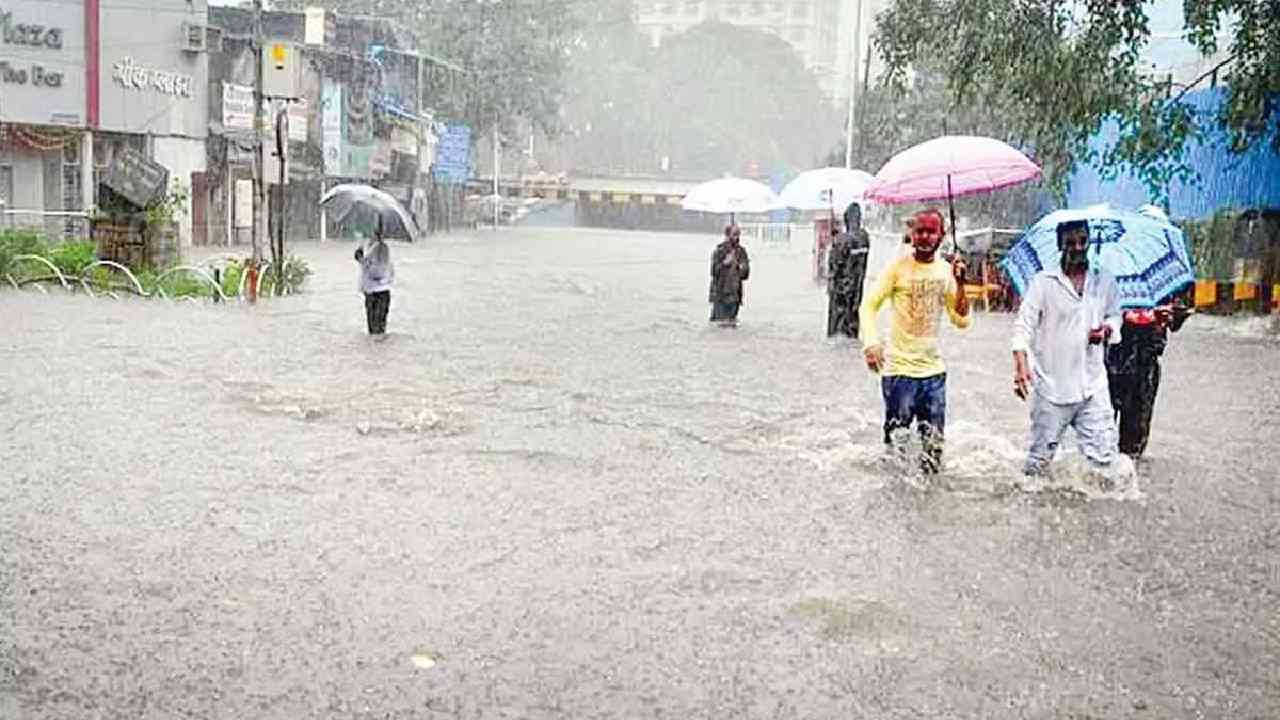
[873,0,1280,200]
[831,66,1020,174]
[558,0,657,174]
[655,22,840,176]
[826,66,1051,228]
[564,21,841,178]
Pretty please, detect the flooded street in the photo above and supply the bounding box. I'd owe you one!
[3,227,1278,718]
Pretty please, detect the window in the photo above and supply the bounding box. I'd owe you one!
[62,138,80,206]
[0,165,12,210]
[61,139,86,238]
[0,145,10,210]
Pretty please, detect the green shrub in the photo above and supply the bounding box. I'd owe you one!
[0,229,50,279]
[219,264,244,298]
[132,268,213,298]
[162,271,215,298]
[3,231,309,302]
[85,264,115,290]
[280,255,312,293]
[256,255,312,297]
[133,269,159,295]
[46,241,97,276]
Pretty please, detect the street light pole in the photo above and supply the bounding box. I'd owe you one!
[252,0,265,268]
[274,103,287,292]
[492,124,500,229]
[844,0,864,169]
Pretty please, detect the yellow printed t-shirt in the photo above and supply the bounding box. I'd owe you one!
[858,255,971,378]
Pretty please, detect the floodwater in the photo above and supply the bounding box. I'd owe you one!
[2,227,1277,719]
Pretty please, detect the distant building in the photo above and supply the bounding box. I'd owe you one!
[0,0,209,245]
[205,6,441,245]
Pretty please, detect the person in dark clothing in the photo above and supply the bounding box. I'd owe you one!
[709,224,750,325]
[827,201,871,338]
[1106,294,1193,459]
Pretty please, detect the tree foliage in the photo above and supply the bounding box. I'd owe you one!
[874,0,1280,201]
[825,67,1051,228]
[563,19,841,178]
[270,1,840,177]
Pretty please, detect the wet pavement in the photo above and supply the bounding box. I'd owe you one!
[2,227,1278,718]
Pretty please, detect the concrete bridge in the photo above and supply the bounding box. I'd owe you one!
[479,174,778,234]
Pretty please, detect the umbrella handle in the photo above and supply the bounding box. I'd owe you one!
[947,174,959,256]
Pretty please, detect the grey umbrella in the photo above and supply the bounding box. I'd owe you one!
[319,183,421,241]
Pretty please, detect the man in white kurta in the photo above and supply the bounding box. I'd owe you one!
[1011,220,1122,475]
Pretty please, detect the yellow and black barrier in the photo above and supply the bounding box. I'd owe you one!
[1193,280,1280,314]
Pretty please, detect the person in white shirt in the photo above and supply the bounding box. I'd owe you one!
[1011,219,1122,475]
[354,219,395,335]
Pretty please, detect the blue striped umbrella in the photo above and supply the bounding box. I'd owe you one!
[1002,204,1196,308]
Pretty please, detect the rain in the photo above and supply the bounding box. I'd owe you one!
[3,0,1279,718]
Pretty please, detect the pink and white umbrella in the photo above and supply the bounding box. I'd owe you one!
[864,135,1041,247]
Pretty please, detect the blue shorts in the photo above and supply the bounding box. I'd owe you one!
[881,373,947,443]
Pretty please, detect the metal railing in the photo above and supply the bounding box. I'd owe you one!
[1,206,92,240]
[737,221,811,246]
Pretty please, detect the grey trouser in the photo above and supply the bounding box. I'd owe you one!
[1025,391,1116,475]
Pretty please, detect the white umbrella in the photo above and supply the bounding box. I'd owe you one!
[319,183,420,241]
[680,177,784,221]
[779,167,875,212]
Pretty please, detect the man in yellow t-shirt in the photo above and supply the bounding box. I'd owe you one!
[858,209,971,473]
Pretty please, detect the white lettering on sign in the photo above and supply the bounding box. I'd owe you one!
[224,84,307,141]
[222,83,255,130]
[112,57,193,98]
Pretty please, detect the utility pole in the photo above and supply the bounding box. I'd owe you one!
[492,124,500,229]
[274,104,287,292]
[843,0,864,169]
[252,0,266,276]
[859,43,872,159]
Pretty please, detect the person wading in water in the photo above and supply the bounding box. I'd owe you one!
[709,224,751,326]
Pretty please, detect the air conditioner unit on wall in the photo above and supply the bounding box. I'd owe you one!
[181,23,208,53]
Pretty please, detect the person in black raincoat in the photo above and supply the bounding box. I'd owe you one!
[709,224,750,324]
[1106,292,1193,459]
[826,201,871,337]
